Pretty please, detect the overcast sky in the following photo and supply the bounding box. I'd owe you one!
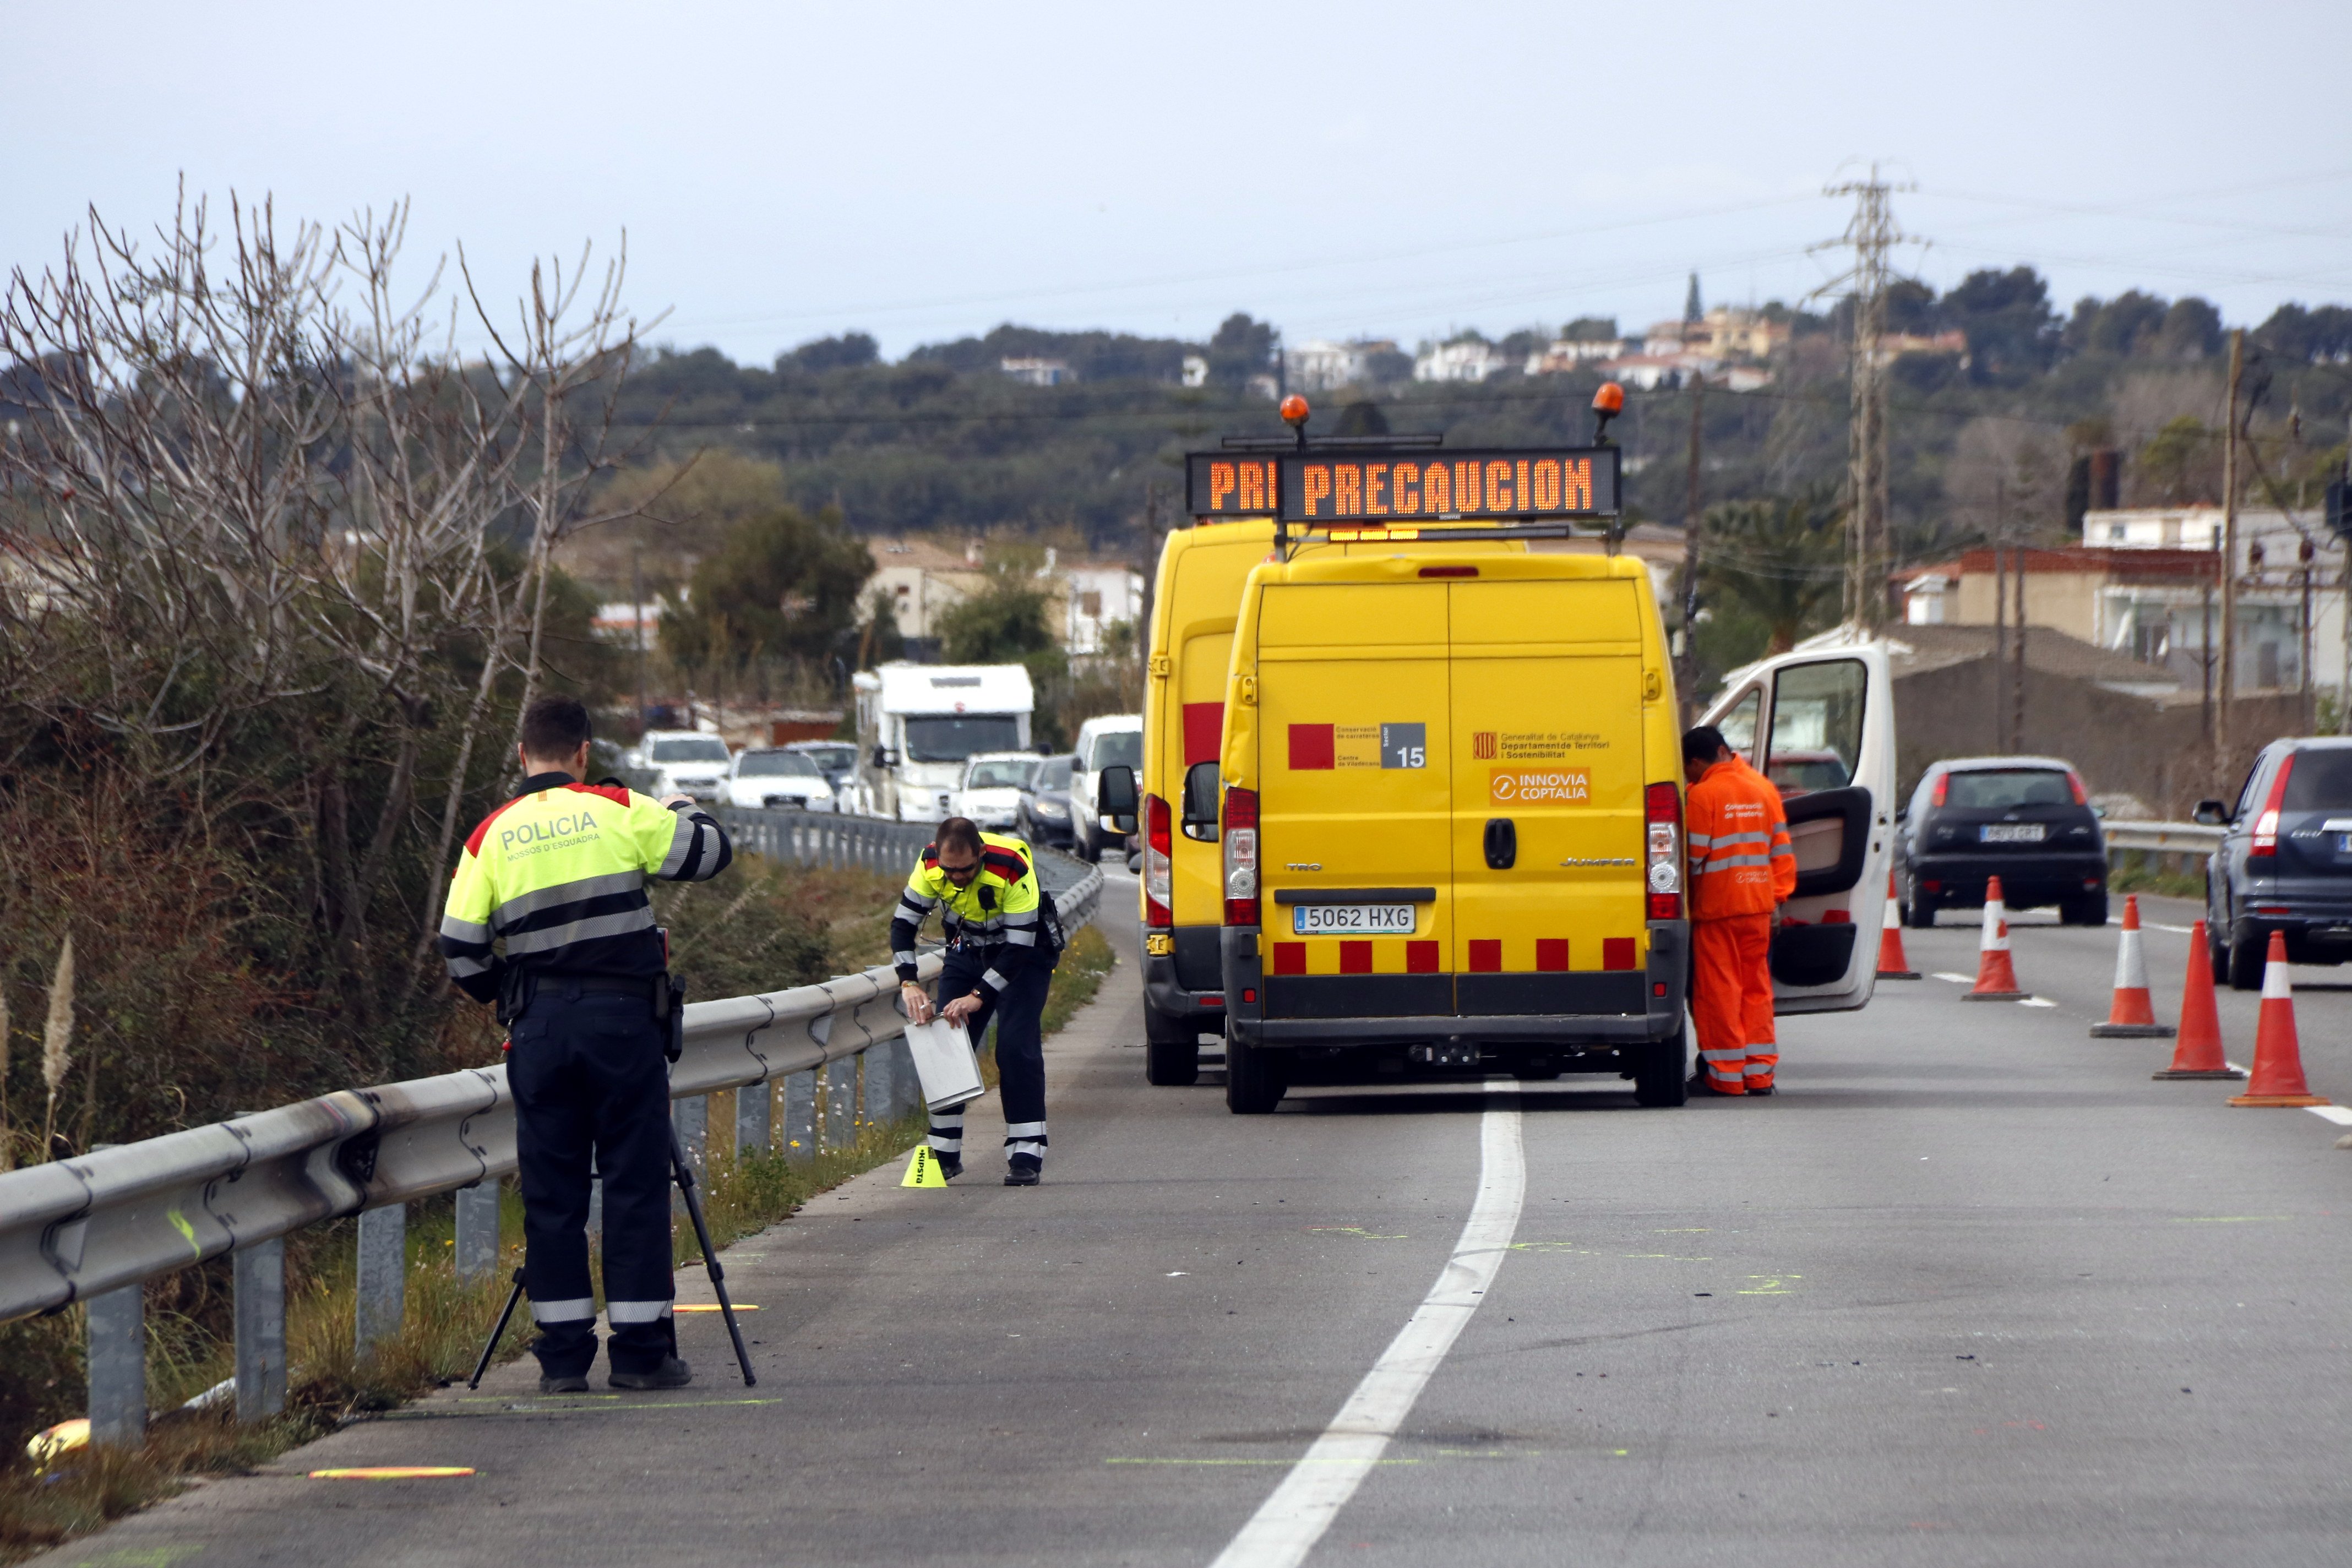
[11,1,2347,365]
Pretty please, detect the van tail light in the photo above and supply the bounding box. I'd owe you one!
[1645,781,1683,921]
[1144,793,1173,927]
[2252,753,2295,857]
[1222,786,1259,926]
[1931,773,1949,807]
[2066,770,2088,805]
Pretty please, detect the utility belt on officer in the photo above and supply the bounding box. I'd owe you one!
[498,965,690,1061]
[943,932,1008,959]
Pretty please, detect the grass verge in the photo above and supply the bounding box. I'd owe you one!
[2108,850,2205,901]
[0,920,1119,1562]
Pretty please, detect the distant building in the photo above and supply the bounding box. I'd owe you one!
[864,540,1145,658]
[1643,307,1792,362]
[592,600,662,644]
[1894,504,2345,698]
[1000,357,1076,386]
[1523,337,1626,375]
[1598,352,1722,390]
[1287,339,1400,392]
[1181,354,1208,389]
[1059,561,1147,654]
[1413,340,1509,383]
[1871,329,1967,366]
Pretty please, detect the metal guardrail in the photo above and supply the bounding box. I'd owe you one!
[0,856,1106,1331]
[2102,820,2225,856]
[720,806,937,875]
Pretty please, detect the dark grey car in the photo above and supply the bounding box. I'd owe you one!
[1019,754,1078,848]
[2198,737,2352,989]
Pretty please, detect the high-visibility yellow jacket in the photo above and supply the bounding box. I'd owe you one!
[1686,756,1796,920]
[890,831,1049,994]
[439,771,732,1002]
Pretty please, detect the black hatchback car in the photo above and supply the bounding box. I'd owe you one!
[1017,753,1079,849]
[2198,737,2352,989]
[1897,756,2109,927]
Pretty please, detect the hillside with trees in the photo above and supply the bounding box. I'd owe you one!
[564,275,2349,693]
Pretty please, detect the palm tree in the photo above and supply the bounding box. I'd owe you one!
[1697,490,1848,654]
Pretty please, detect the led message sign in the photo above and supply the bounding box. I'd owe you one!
[1186,448,1620,524]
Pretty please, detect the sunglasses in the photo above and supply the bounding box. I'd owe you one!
[938,858,981,881]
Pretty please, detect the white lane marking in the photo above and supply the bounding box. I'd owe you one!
[1931,972,1974,984]
[2306,1106,2352,1126]
[2018,997,2057,1008]
[2149,923,2197,935]
[1208,1093,1526,1568]
[2227,1061,2249,1075]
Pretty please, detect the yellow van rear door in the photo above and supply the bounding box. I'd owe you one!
[1254,580,1453,1019]
[1447,576,1649,1016]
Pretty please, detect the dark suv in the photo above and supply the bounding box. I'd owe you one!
[1897,756,2109,927]
[2198,738,2352,989]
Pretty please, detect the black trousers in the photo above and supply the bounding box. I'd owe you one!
[927,949,1051,1166]
[507,983,676,1376]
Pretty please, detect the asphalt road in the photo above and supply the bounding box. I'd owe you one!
[36,879,2352,1567]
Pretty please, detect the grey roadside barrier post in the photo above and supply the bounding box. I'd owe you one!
[823,1057,857,1148]
[85,1280,146,1447]
[354,1201,406,1360]
[234,1235,287,1421]
[673,1095,708,1215]
[737,1076,772,1156]
[785,1070,816,1159]
[84,1142,147,1447]
[455,1179,500,1284]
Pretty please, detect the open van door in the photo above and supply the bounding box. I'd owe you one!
[1700,639,1897,1014]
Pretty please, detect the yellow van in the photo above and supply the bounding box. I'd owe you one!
[1215,549,1694,1112]
[1131,518,1276,1084]
[1123,521,1532,1086]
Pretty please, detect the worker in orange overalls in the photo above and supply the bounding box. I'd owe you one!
[1683,725,1796,1096]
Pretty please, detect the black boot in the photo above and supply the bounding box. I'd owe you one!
[1004,1154,1042,1186]
[935,1151,963,1180]
[609,1355,693,1391]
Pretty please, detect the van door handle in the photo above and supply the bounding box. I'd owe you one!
[1484,818,1517,870]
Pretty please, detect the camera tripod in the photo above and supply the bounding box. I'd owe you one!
[468,1122,757,1389]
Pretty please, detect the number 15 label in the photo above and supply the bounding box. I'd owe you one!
[1380,722,1427,769]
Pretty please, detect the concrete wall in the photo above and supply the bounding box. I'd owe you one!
[1951,571,2102,643]
[1893,654,2305,816]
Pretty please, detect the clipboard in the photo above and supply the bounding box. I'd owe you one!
[903,1018,985,1113]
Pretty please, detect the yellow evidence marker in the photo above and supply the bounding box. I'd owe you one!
[902,1146,949,1188]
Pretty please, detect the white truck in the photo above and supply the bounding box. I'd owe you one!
[851,663,1037,823]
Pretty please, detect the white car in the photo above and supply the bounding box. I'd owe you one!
[955,752,1039,831]
[630,730,733,801]
[1069,712,1143,862]
[726,748,840,813]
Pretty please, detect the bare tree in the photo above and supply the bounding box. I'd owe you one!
[0,186,656,1068]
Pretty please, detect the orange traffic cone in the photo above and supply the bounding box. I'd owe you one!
[2154,920,2241,1079]
[2089,895,2170,1037]
[1876,869,1919,979]
[1961,875,2028,1000]
[2228,931,2331,1107]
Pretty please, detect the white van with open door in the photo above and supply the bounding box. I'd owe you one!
[1699,635,1898,1013]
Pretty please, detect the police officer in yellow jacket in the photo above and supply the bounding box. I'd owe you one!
[891,818,1059,1185]
[440,695,733,1393]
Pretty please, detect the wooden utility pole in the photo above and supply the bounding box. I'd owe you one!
[631,538,647,732]
[1678,374,1705,720]
[2012,529,2028,753]
[2219,328,2244,780]
[1992,480,2008,752]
